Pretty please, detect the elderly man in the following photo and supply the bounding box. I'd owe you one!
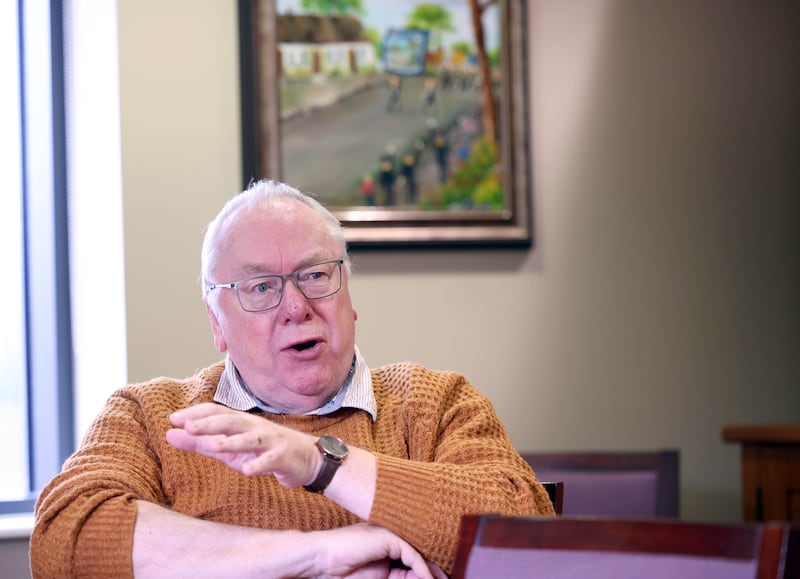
[31,180,553,577]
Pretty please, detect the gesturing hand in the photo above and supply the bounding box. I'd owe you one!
[166,402,318,487]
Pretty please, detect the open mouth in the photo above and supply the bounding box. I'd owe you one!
[292,340,318,352]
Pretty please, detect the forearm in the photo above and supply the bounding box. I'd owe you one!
[133,501,313,578]
[133,501,439,579]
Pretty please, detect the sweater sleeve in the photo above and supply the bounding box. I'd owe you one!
[366,364,554,574]
[30,383,178,578]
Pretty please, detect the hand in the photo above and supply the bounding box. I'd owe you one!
[306,524,448,579]
[167,403,318,487]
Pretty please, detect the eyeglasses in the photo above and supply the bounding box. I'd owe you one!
[207,259,344,312]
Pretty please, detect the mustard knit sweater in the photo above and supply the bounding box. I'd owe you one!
[31,361,553,577]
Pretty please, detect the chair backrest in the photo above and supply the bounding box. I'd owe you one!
[521,450,679,517]
[451,515,800,579]
[541,481,564,515]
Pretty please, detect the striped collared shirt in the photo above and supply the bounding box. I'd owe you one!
[213,346,377,421]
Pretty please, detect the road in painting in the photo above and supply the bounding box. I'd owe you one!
[274,0,503,210]
[281,74,482,207]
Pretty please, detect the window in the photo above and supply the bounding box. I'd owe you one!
[1,0,127,517]
[0,0,28,503]
[0,0,73,515]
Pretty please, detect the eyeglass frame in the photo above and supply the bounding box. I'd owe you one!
[206,258,345,312]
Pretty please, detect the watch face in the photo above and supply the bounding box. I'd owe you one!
[319,435,348,460]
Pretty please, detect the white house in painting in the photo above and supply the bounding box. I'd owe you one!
[277,13,376,77]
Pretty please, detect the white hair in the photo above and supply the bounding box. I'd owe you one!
[200,180,351,301]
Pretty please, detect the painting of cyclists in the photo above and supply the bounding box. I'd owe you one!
[241,0,532,246]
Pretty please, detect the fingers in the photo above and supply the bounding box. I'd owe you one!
[169,402,232,427]
[165,427,206,452]
[167,403,264,458]
[171,405,253,439]
[428,562,448,579]
[386,536,435,579]
[376,527,440,579]
[165,427,258,455]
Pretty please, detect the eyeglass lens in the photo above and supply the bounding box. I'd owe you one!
[237,260,342,312]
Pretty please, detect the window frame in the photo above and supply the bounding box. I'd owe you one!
[0,0,75,516]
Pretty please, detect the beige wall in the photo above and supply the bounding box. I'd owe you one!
[119,0,800,522]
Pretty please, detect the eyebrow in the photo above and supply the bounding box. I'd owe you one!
[236,254,334,278]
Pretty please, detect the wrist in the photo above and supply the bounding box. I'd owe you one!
[304,435,349,493]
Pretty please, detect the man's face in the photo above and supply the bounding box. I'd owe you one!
[205,198,357,413]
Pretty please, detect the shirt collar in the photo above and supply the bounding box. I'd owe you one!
[213,346,376,421]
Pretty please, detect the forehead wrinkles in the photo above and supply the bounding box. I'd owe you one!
[215,203,337,277]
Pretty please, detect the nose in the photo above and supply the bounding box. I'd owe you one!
[279,277,312,322]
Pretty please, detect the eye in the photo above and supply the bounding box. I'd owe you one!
[246,277,280,294]
[298,267,330,283]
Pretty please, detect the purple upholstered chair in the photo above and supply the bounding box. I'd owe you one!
[451,515,800,579]
[521,450,679,517]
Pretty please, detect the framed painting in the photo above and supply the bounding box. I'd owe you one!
[238,0,532,248]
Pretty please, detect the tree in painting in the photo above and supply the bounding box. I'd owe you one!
[405,3,455,58]
[300,0,365,16]
[467,0,497,148]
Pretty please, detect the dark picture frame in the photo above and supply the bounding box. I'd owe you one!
[238,0,532,249]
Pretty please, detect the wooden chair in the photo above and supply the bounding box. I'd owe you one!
[541,481,564,515]
[451,515,800,579]
[522,450,679,517]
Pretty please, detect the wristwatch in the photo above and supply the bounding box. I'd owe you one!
[304,435,349,493]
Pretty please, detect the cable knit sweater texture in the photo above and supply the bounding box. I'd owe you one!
[31,361,553,577]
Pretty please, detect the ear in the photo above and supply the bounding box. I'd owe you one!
[205,300,228,352]
[353,307,358,322]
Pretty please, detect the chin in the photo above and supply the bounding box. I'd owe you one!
[292,372,337,397]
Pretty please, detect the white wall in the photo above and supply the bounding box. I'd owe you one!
[119,0,242,378]
[118,0,800,521]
